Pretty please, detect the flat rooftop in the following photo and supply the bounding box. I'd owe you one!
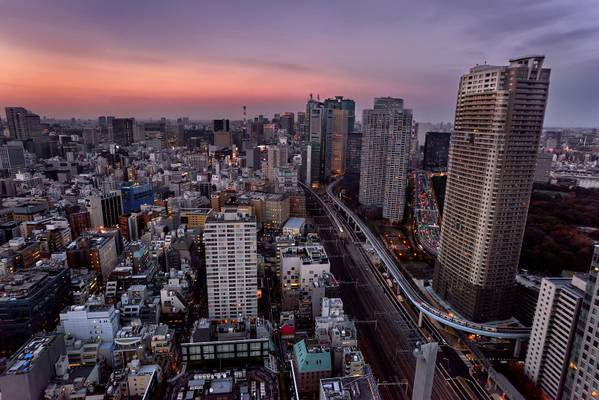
[3,335,57,376]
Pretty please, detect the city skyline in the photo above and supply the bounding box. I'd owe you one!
[1,0,598,127]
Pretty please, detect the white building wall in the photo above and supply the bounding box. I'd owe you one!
[60,305,120,343]
[204,211,258,319]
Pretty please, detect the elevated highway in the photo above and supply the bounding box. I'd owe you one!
[300,179,531,340]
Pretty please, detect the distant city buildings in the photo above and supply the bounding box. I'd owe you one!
[0,142,26,170]
[4,107,42,139]
[304,95,355,186]
[359,97,412,222]
[213,118,232,148]
[112,117,135,147]
[0,59,593,400]
[434,56,551,322]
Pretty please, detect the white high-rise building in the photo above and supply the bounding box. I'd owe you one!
[433,56,551,322]
[525,276,585,399]
[359,97,412,222]
[565,245,599,399]
[204,208,258,319]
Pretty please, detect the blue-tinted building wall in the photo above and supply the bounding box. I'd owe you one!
[121,183,154,213]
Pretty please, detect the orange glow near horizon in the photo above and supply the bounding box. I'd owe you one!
[0,42,370,118]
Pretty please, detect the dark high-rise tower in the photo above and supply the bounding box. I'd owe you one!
[323,96,355,178]
[422,131,451,172]
[5,107,42,139]
[303,95,355,186]
[433,56,551,322]
[112,118,135,147]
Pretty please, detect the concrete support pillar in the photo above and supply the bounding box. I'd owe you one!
[412,342,438,400]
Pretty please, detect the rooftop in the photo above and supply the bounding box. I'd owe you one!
[281,244,328,264]
[206,209,255,223]
[3,335,57,376]
[0,261,68,301]
[320,370,381,400]
[190,318,271,343]
[293,340,331,373]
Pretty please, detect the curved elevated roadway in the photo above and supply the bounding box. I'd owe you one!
[301,179,531,340]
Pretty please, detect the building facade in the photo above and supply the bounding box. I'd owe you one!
[359,97,412,222]
[525,276,584,399]
[4,107,42,139]
[565,246,599,399]
[433,56,551,322]
[112,118,135,147]
[422,131,451,172]
[88,190,123,228]
[121,182,154,213]
[204,209,258,319]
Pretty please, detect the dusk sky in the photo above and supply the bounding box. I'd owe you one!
[1,0,598,126]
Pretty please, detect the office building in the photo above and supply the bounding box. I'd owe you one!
[0,262,71,355]
[121,182,154,213]
[213,119,232,147]
[534,152,553,184]
[306,96,326,185]
[319,369,381,400]
[514,274,543,327]
[0,334,66,400]
[179,208,212,229]
[265,144,289,183]
[112,118,135,146]
[204,209,258,319]
[304,95,355,185]
[0,142,26,170]
[181,318,270,364]
[275,166,298,193]
[87,190,123,228]
[263,193,289,228]
[60,303,120,343]
[5,107,42,139]
[288,190,306,218]
[82,127,100,145]
[433,56,551,322]
[281,244,330,293]
[422,131,451,172]
[66,234,119,280]
[345,131,362,193]
[359,97,412,222]
[524,276,584,399]
[279,112,295,134]
[67,207,92,238]
[323,96,355,178]
[292,339,332,395]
